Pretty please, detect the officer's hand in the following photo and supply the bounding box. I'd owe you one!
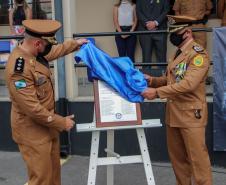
[76,38,89,48]
[65,114,75,131]
[141,88,157,100]
[144,74,152,80]
[144,74,153,86]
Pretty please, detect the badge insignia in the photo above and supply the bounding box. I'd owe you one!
[194,110,201,119]
[36,76,47,86]
[115,113,122,119]
[14,79,27,90]
[193,45,204,52]
[14,57,25,73]
[193,55,204,67]
[168,17,176,25]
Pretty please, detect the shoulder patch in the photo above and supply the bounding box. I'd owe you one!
[193,45,204,53]
[193,55,204,67]
[14,57,25,73]
[14,79,27,90]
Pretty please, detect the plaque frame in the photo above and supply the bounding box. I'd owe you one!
[93,80,142,128]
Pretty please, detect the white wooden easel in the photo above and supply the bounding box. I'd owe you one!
[76,118,162,185]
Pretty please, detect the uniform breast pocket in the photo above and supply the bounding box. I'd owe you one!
[180,0,191,10]
[180,102,203,122]
[197,0,206,11]
[36,81,49,100]
[35,74,49,100]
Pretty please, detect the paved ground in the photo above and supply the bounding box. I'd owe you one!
[0,152,225,185]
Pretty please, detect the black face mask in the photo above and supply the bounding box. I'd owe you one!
[37,43,52,57]
[170,32,186,47]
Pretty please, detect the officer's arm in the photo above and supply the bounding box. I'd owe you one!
[173,0,180,15]
[8,73,66,131]
[217,0,224,18]
[45,39,80,61]
[205,0,213,16]
[148,75,167,88]
[156,55,209,99]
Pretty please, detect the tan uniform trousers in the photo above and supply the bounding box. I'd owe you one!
[192,24,207,48]
[166,125,212,185]
[18,138,61,185]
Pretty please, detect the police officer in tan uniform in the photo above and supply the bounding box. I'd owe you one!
[5,19,88,185]
[173,0,212,48]
[218,0,226,26]
[142,15,212,185]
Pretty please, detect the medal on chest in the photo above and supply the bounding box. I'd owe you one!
[174,62,187,82]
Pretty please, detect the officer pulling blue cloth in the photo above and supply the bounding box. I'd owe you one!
[74,42,147,102]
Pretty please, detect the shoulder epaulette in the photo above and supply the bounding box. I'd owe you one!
[193,45,204,53]
[14,57,25,73]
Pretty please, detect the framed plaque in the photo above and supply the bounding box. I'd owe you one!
[93,80,142,127]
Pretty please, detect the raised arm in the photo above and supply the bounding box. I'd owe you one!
[45,39,88,62]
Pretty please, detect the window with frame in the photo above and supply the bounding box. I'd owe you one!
[0,0,52,25]
[0,0,10,25]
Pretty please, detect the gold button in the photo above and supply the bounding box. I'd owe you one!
[47,116,53,122]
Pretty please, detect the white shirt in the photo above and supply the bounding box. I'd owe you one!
[118,1,134,26]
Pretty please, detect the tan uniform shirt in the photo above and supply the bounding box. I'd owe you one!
[150,39,209,128]
[5,40,79,146]
[173,0,213,20]
[218,0,226,26]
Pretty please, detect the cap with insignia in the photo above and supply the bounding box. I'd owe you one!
[22,19,62,45]
[167,15,197,33]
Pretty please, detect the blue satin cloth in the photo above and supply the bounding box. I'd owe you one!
[74,42,147,102]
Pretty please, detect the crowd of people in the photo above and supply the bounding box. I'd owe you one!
[9,0,32,35]
[113,0,226,64]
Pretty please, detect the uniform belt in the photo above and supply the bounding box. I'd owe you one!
[191,18,207,25]
[181,17,208,25]
[119,26,132,32]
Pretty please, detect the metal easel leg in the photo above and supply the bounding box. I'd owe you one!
[136,128,156,185]
[106,130,114,185]
[87,131,100,185]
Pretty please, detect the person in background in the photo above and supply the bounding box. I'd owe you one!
[136,0,169,72]
[113,0,137,62]
[9,0,32,35]
[173,0,212,48]
[32,0,47,19]
[217,0,226,26]
[142,15,212,185]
